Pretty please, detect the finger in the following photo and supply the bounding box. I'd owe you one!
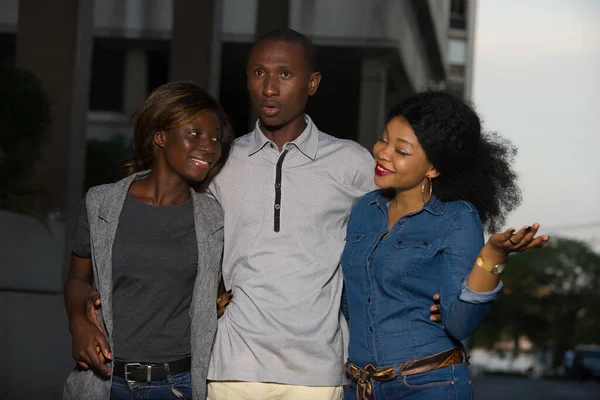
[524,236,550,250]
[430,305,441,313]
[77,360,90,370]
[509,224,538,246]
[218,295,232,308]
[96,333,113,361]
[433,293,440,302]
[89,290,101,307]
[430,314,442,322]
[87,346,111,376]
[518,223,540,246]
[86,305,102,332]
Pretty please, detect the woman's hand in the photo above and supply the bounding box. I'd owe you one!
[481,223,549,265]
[70,316,112,376]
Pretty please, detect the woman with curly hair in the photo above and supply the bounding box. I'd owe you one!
[341,92,548,400]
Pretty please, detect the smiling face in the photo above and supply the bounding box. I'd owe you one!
[154,111,222,183]
[373,116,439,192]
[247,39,321,129]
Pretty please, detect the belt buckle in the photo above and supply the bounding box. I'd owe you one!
[124,362,151,383]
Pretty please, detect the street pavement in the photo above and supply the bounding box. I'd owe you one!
[472,375,600,399]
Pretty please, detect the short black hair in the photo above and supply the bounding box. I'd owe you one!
[252,28,317,71]
[387,91,521,233]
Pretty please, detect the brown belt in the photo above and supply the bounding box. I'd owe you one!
[344,347,465,400]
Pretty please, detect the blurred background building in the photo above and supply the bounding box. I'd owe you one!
[0,0,476,398]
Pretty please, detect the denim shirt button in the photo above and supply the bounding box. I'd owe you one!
[423,241,428,246]
[367,298,371,303]
[398,240,403,245]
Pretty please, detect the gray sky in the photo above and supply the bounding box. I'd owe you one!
[473,0,600,249]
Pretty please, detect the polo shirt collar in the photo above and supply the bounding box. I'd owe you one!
[247,114,319,160]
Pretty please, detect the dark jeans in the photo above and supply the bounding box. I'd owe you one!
[110,371,192,400]
[345,362,472,400]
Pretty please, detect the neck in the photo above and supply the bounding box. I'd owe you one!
[390,187,425,216]
[259,114,307,152]
[130,164,191,206]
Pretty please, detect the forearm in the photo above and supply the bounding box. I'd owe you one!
[466,244,505,292]
[442,297,494,340]
[64,278,94,331]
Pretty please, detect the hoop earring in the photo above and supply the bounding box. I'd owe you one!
[421,177,432,203]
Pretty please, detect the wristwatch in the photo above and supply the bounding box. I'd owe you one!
[476,256,505,276]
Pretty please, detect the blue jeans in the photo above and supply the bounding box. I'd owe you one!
[110,371,193,400]
[345,362,472,400]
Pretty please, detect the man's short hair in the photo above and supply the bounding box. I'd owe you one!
[253,28,317,72]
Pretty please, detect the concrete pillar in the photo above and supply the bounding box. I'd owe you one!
[358,59,388,149]
[15,0,94,281]
[249,0,290,128]
[123,47,148,118]
[169,0,223,98]
[256,0,290,37]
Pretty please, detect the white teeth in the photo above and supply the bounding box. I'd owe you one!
[191,158,208,165]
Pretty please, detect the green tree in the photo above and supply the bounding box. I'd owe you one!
[471,237,600,366]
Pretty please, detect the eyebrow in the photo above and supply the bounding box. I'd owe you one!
[384,128,413,147]
[395,138,413,147]
[188,123,221,131]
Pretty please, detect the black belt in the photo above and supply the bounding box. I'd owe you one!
[113,356,191,382]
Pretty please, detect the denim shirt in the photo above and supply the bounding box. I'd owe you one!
[341,190,502,368]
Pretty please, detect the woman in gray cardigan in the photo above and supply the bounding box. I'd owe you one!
[62,81,234,400]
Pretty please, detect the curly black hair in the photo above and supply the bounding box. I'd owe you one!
[387,91,521,233]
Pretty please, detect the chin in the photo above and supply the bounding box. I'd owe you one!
[260,117,286,130]
[374,176,392,189]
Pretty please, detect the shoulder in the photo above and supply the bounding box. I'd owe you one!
[349,189,384,218]
[230,132,253,153]
[441,199,483,234]
[85,182,116,207]
[444,199,480,218]
[317,131,372,161]
[355,189,383,208]
[192,191,224,231]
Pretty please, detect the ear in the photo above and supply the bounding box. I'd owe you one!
[426,166,440,179]
[154,131,167,149]
[308,71,322,96]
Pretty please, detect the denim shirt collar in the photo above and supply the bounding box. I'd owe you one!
[370,191,446,216]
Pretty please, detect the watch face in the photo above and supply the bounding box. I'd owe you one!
[492,264,505,275]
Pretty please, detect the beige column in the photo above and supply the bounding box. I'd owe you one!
[169,0,223,98]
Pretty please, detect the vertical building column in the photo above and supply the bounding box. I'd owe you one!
[169,0,223,98]
[249,0,291,127]
[256,0,290,37]
[15,0,94,282]
[463,0,477,100]
[123,47,148,118]
[358,59,387,149]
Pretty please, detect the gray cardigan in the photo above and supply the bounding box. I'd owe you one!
[63,171,223,399]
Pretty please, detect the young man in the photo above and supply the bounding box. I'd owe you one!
[205,29,377,399]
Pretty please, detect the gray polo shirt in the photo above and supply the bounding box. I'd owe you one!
[207,115,376,386]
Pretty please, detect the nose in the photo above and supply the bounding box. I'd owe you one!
[197,135,217,155]
[262,75,279,97]
[375,142,393,162]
